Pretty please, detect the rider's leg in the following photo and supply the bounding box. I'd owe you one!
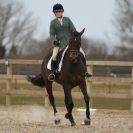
[51,46,60,70]
[80,48,92,78]
[52,46,60,61]
[80,48,85,57]
[48,46,60,81]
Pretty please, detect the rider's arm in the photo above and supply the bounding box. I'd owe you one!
[50,21,56,42]
[68,17,76,32]
[50,20,61,46]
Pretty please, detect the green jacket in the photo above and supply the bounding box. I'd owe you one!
[50,17,76,47]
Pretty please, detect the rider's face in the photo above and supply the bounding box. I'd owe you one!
[54,10,63,18]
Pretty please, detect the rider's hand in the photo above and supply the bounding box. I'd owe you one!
[53,40,60,46]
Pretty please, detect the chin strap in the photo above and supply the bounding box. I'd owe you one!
[57,16,63,18]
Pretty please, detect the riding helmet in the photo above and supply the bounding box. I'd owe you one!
[53,3,64,13]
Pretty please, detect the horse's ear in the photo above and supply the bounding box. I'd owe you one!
[80,28,85,36]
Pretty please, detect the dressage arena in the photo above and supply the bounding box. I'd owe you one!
[0,105,132,133]
[0,60,133,132]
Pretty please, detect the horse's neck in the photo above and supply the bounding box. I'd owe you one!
[63,54,82,70]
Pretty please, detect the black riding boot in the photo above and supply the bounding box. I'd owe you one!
[48,60,58,81]
[81,55,92,78]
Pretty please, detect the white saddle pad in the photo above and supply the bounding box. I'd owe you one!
[47,47,85,72]
[47,46,68,72]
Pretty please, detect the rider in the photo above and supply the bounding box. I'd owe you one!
[48,3,91,81]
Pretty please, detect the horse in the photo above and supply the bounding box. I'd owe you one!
[27,28,91,126]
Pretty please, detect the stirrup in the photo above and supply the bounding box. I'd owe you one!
[48,73,55,81]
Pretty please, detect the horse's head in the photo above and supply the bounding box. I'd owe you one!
[67,28,85,63]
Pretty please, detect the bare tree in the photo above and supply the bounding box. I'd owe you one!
[110,45,133,61]
[82,37,108,60]
[20,37,53,59]
[112,0,133,60]
[114,0,133,47]
[0,0,37,58]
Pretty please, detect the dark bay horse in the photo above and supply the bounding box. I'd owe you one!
[28,29,91,126]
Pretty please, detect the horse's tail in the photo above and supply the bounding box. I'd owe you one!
[27,74,45,87]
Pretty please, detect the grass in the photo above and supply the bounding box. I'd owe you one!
[0,80,131,110]
[0,95,131,110]
[91,97,130,110]
[0,95,5,104]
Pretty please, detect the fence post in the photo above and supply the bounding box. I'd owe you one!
[131,67,133,111]
[87,65,93,108]
[6,60,12,106]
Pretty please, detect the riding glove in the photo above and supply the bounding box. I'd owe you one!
[53,40,61,46]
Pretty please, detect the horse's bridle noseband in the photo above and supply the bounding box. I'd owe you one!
[69,50,79,53]
[68,49,79,63]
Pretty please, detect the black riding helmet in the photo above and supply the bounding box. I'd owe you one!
[53,3,64,13]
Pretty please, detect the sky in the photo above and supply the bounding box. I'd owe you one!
[21,0,115,40]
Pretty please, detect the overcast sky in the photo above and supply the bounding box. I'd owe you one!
[21,0,115,40]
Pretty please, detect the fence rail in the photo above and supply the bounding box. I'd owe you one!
[0,59,133,111]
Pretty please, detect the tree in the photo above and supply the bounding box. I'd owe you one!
[82,37,108,60]
[0,0,37,58]
[112,0,133,60]
[20,37,53,59]
[111,45,133,61]
[114,0,133,46]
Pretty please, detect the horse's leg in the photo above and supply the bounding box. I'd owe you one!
[63,86,76,126]
[45,80,61,125]
[79,80,91,125]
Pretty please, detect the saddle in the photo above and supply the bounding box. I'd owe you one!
[47,46,68,72]
[47,46,86,72]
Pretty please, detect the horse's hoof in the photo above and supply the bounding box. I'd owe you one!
[55,119,61,125]
[71,122,76,126]
[65,113,69,119]
[82,119,91,125]
[84,119,91,125]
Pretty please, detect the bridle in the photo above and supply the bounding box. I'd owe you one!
[67,45,80,63]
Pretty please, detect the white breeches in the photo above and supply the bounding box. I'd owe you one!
[52,46,85,61]
[80,48,85,57]
[52,46,60,61]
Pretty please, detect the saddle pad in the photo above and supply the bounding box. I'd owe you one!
[47,47,85,72]
[47,46,68,72]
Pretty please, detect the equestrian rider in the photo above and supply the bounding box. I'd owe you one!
[48,3,91,81]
